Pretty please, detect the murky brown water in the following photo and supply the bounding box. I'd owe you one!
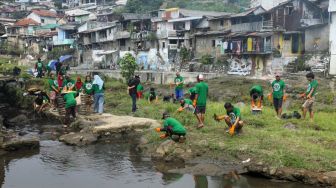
[0,141,318,188]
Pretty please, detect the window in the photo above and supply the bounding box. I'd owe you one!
[212,40,216,47]
[120,39,126,46]
[162,42,165,48]
[220,20,224,26]
[41,19,45,23]
[283,34,291,41]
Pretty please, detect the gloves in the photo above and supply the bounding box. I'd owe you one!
[177,107,183,112]
[155,128,161,132]
[193,100,197,107]
[300,93,306,98]
[283,94,288,102]
[229,125,236,136]
[160,134,168,139]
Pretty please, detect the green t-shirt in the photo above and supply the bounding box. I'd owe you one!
[195,81,208,107]
[36,61,43,71]
[93,84,104,94]
[250,85,263,96]
[63,92,77,109]
[174,76,184,90]
[63,79,75,90]
[306,79,318,97]
[48,79,58,91]
[272,80,285,99]
[189,87,196,94]
[227,107,241,123]
[184,99,193,105]
[163,117,186,134]
[137,84,144,92]
[84,81,93,95]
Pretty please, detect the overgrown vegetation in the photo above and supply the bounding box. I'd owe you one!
[200,54,213,65]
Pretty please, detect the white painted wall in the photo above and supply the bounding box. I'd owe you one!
[27,13,57,26]
[330,13,336,75]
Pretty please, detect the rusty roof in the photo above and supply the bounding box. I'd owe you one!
[32,9,58,18]
[15,18,40,27]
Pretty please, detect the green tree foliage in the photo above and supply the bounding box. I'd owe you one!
[118,53,138,81]
[125,0,164,13]
[179,46,191,64]
[200,54,213,65]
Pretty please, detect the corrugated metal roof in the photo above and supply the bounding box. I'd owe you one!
[231,6,266,18]
[168,16,202,22]
[121,13,151,21]
[15,18,39,27]
[65,9,91,16]
[32,9,58,18]
[179,9,231,18]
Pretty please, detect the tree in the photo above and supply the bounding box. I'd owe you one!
[179,46,191,69]
[118,53,138,81]
[200,54,213,65]
[125,0,164,13]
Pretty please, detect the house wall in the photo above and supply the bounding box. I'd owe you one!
[194,35,223,58]
[75,15,89,23]
[330,12,336,75]
[27,13,56,26]
[209,19,231,31]
[305,24,329,52]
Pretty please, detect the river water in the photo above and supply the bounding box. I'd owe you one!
[0,140,317,188]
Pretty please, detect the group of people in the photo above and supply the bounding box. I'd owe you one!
[155,72,318,142]
[34,67,106,126]
[34,58,69,78]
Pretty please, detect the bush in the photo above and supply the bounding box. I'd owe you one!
[201,54,213,65]
[118,53,138,81]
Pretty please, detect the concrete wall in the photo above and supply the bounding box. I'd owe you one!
[69,69,223,84]
[195,35,223,58]
[330,12,336,75]
[27,13,56,26]
[305,24,329,52]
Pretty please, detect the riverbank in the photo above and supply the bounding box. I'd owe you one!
[2,61,336,186]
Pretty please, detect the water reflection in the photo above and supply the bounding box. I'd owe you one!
[0,141,317,188]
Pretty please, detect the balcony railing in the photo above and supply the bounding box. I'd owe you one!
[262,20,273,30]
[231,22,262,32]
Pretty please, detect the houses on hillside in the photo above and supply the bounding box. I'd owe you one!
[1,0,335,75]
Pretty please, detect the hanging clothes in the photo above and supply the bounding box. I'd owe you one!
[247,37,253,52]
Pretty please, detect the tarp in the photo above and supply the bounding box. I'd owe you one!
[48,60,58,70]
[59,55,72,62]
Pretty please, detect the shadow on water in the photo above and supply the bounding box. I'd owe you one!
[0,141,318,188]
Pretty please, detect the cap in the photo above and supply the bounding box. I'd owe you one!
[162,112,170,119]
[198,74,204,80]
[275,73,281,77]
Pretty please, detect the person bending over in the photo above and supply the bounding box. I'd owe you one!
[214,103,244,136]
[156,112,186,143]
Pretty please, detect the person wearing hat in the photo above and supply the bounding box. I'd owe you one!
[271,73,286,118]
[194,74,208,129]
[62,90,78,126]
[155,112,186,143]
[214,102,244,136]
[249,84,263,109]
[174,72,184,101]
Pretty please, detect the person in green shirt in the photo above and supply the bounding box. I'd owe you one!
[188,87,196,101]
[35,58,44,78]
[82,75,93,114]
[174,72,184,100]
[63,91,77,126]
[214,102,244,136]
[92,75,105,114]
[301,72,318,121]
[155,112,186,143]
[145,87,158,103]
[136,83,144,99]
[48,73,59,111]
[63,75,75,92]
[250,84,263,109]
[194,74,208,129]
[271,74,286,118]
[178,98,195,113]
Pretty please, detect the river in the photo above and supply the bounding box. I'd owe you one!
[0,140,317,188]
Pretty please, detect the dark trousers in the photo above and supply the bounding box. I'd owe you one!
[65,106,76,125]
[130,93,137,112]
[37,70,43,78]
[161,126,185,138]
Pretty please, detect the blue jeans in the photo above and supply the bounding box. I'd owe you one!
[94,93,104,113]
[175,88,184,100]
[130,93,137,112]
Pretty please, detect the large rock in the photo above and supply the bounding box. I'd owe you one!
[8,114,29,126]
[2,137,39,151]
[155,139,175,157]
[89,114,160,134]
[59,132,98,146]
